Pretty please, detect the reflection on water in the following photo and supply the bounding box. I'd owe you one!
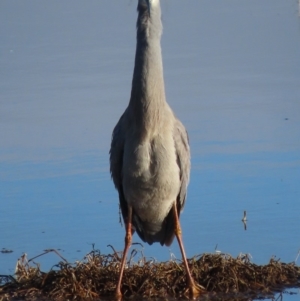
[0,1,300,300]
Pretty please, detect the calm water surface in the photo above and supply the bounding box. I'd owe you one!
[1,1,300,300]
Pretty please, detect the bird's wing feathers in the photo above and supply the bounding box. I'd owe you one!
[173,119,191,212]
[163,119,190,246]
[110,113,190,246]
[110,115,124,190]
[109,112,128,221]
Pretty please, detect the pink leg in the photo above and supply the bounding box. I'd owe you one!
[173,204,205,298]
[115,206,133,298]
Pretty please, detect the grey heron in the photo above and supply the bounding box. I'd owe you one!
[110,0,203,298]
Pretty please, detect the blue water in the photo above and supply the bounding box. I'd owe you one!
[1,1,300,300]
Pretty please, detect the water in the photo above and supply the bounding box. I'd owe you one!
[1,1,299,300]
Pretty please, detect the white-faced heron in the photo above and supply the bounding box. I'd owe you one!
[110,0,203,298]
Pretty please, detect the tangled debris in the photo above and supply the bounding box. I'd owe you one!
[0,247,299,301]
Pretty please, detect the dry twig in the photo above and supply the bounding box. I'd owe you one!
[0,249,299,301]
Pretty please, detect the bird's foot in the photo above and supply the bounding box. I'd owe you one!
[114,290,122,301]
[184,280,207,299]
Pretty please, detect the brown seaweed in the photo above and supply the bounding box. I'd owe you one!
[0,248,299,301]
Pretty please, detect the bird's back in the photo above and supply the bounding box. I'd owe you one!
[110,108,190,246]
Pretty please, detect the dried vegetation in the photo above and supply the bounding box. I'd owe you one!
[0,247,299,301]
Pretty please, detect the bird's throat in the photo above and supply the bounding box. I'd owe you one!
[129,0,166,131]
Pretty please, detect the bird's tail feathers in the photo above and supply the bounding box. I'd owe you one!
[133,209,175,246]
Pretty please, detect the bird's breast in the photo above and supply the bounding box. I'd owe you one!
[122,133,180,223]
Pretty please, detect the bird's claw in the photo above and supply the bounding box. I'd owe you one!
[114,291,122,301]
[184,281,207,299]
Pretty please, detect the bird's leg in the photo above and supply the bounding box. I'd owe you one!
[173,204,205,298]
[115,205,133,298]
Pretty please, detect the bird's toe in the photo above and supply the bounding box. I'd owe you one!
[184,281,207,299]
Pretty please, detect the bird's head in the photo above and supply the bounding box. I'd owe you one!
[139,0,159,16]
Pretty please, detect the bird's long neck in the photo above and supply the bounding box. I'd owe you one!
[129,1,167,131]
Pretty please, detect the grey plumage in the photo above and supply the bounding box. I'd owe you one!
[110,1,204,297]
[110,0,190,247]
